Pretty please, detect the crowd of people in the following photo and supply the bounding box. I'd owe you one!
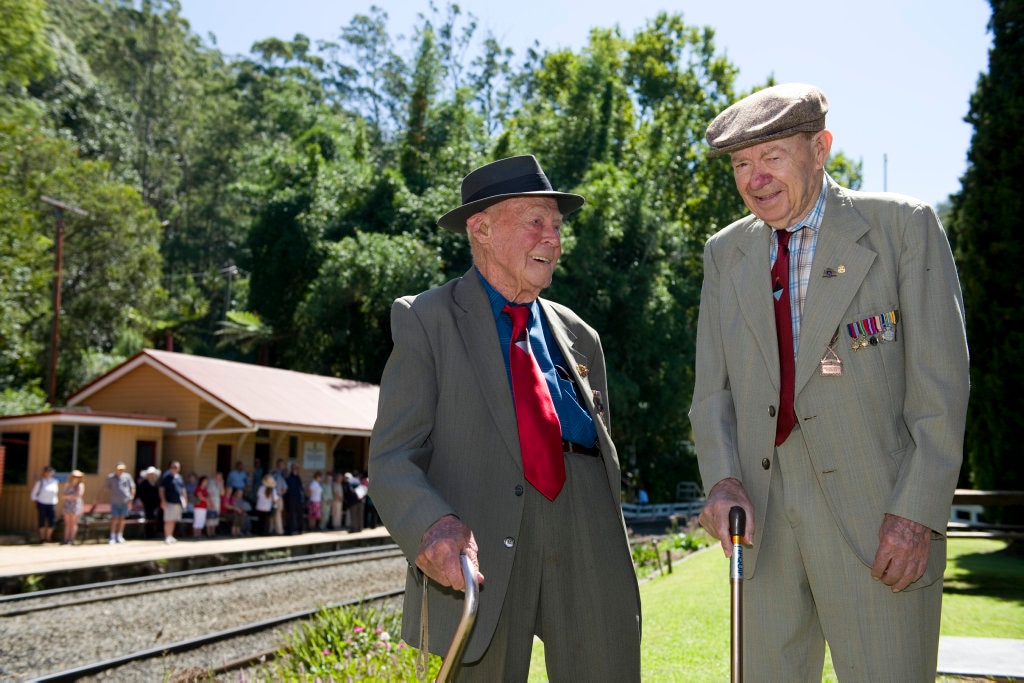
[27,458,377,545]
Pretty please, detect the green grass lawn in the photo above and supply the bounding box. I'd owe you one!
[528,537,1024,681]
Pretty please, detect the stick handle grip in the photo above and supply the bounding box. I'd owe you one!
[729,505,746,539]
[729,506,745,581]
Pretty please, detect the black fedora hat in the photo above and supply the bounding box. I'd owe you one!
[437,155,585,232]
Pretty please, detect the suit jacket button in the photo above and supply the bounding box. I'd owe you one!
[503,536,515,548]
[514,485,524,496]
[768,405,777,417]
[762,458,771,470]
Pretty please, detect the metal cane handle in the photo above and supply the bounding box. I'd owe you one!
[436,554,479,683]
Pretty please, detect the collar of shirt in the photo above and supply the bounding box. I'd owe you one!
[474,268,598,447]
[770,174,828,357]
[475,267,559,381]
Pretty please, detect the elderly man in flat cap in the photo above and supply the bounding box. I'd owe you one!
[370,155,640,681]
[690,83,969,680]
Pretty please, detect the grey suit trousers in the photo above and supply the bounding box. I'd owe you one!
[453,452,641,682]
[744,425,943,682]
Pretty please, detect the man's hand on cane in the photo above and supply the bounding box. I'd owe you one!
[417,514,485,591]
[700,478,755,558]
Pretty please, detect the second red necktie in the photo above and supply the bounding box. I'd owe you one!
[772,229,797,445]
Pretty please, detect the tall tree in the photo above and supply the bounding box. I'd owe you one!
[949,0,1022,518]
[0,0,55,90]
[0,118,165,402]
[292,232,444,381]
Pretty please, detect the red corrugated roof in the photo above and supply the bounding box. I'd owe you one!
[67,349,379,435]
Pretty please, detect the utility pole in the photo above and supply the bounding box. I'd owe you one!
[883,153,888,192]
[39,196,88,405]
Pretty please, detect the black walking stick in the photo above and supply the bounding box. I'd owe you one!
[730,506,745,683]
[435,554,480,682]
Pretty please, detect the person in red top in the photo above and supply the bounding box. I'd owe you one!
[191,475,209,539]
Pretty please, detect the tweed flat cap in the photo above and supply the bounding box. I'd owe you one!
[706,83,829,157]
[437,155,584,232]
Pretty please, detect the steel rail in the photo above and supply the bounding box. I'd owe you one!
[1,542,399,605]
[29,588,406,683]
[3,545,403,617]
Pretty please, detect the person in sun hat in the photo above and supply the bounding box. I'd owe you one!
[135,466,163,539]
[690,83,969,680]
[254,474,280,536]
[100,461,136,544]
[60,470,86,544]
[370,155,640,680]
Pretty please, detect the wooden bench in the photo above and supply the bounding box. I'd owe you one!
[79,503,149,543]
[946,489,1024,541]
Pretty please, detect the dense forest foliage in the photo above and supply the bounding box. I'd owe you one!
[1,0,1009,502]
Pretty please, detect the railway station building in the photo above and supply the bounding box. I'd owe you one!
[0,349,379,536]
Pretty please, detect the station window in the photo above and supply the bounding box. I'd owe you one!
[1,432,30,485]
[51,424,101,474]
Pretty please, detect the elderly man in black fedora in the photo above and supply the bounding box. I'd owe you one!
[370,155,641,681]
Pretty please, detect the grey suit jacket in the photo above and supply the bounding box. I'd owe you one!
[369,267,631,662]
[689,176,969,582]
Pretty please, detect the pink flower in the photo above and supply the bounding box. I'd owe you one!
[322,648,332,655]
[353,626,366,634]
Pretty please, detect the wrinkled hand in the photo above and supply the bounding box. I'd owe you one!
[698,478,755,558]
[415,514,484,591]
[872,513,931,592]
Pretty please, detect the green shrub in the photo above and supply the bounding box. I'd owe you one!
[268,602,441,681]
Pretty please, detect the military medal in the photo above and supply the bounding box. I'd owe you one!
[846,310,899,350]
[881,310,899,342]
[847,321,868,351]
[820,327,843,376]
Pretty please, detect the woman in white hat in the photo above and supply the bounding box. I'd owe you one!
[135,467,163,539]
[254,474,280,535]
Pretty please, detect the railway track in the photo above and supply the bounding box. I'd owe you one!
[30,588,406,682]
[1,544,403,617]
[1,546,409,681]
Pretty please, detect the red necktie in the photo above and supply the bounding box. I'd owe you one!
[504,304,565,500]
[773,230,797,446]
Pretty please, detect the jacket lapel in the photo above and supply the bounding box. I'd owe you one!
[452,269,522,465]
[539,300,600,415]
[731,224,782,391]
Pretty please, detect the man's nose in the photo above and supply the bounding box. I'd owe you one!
[748,169,772,190]
[542,223,561,244]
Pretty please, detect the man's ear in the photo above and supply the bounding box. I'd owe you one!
[467,212,490,242]
[814,129,834,167]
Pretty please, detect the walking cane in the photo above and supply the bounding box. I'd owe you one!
[435,554,480,683]
[729,506,745,683]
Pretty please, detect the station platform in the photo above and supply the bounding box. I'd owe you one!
[0,526,394,592]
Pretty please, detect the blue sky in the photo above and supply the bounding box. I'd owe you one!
[178,0,993,208]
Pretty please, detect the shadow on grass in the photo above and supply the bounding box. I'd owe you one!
[944,544,1024,607]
